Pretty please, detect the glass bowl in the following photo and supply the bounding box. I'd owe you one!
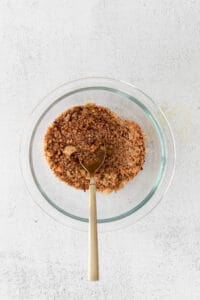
[20,77,175,231]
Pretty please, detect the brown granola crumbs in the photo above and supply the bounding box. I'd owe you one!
[44,103,146,194]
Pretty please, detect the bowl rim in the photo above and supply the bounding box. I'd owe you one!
[20,77,176,231]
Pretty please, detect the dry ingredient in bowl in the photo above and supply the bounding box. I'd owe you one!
[44,103,146,194]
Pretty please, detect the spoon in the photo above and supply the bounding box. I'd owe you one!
[79,147,106,281]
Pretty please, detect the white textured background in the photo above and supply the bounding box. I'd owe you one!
[0,1,200,299]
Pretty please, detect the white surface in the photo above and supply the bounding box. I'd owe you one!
[0,1,200,299]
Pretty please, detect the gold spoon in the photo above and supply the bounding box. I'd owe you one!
[79,147,106,281]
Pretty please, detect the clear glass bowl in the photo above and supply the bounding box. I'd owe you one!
[20,78,175,231]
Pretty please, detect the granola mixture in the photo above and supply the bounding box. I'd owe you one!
[44,103,146,194]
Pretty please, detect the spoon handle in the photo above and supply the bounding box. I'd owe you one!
[88,176,99,281]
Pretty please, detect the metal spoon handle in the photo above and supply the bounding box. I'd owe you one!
[88,176,99,281]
